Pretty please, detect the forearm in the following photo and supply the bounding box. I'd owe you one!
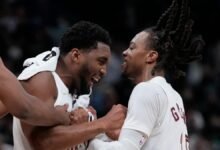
[88,139,136,150]
[31,118,107,150]
[0,69,30,118]
[21,94,69,126]
[88,128,147,150]
[0,65,67,126]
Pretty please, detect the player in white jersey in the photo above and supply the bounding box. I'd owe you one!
[0,57,70,126]
[13,21,126,150]
[88,0,205,149]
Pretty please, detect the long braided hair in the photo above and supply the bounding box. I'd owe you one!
[145,0,205,78]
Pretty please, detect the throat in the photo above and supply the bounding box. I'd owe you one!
[56,59,76,91]
[133,68,165,84]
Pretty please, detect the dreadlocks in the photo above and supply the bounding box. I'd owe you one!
[146,0,205,78]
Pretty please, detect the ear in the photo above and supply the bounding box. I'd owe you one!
[70,48,81,63]
[145,50,158,64]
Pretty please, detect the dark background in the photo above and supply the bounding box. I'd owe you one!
[0,0,220,149]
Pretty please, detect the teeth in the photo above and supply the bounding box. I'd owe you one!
[92,77,100,83]
[94,78,99,82]
[122,62,126,66]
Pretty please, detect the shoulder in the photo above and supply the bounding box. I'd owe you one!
[129,82,157,104]
[131,81,159,97]
[129,81,167,107]
[20,71,57,102]
[20,71,55,89]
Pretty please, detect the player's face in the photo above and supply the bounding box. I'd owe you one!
[79,42,111,93]
[122,31,151,79]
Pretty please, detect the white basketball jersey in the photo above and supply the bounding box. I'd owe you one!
[141,77,189,150]
[13,48,91,150]
[13,71,74,150]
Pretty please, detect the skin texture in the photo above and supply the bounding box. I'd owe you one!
[19,42,126,150]
[0,101,7,118]
[0,58,70,126]
[122,31,160,84]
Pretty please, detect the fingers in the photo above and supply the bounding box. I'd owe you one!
[63,104,69,112]
[111,104,127,117]
[55,104,97,125]
[70,108,89,124]
[101,104,127,131]
[54,104,70,125]
[87,106,97,119]
[55,104,69,112]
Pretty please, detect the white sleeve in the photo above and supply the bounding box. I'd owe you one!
[122,82,160,136]
[87,129,147,150]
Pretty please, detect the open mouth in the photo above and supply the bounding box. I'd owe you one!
[91,76,101,84]
[121,61,127,69]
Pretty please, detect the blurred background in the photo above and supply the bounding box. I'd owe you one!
[0,0,220,149]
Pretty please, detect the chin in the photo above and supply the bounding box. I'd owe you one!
[79,86,90,95]
[121,70,129,78]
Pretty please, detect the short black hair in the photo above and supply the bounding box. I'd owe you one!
[59,21,111,54]
[144,0,205,78]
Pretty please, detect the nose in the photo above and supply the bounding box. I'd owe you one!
[122,49,128,58]
[100,65,107,76]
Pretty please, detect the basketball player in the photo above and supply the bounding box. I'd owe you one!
[13,21,126,150]
[0,58,70,126]
[88,0,205,149]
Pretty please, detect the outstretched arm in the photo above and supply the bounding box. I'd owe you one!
[0,58,70,126]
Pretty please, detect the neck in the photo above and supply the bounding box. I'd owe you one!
[132,67,165,84]
[56,57,76,90]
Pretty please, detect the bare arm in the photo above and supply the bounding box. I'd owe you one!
[31,105,126,150]
[18,70,126,150]
[0,58,70,126]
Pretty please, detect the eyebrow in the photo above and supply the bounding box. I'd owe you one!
[129,41,136,46]
[130,41,134,45]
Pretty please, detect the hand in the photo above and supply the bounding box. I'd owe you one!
[87,106,97,120]
[70,108,89,124]
[55,104,71,125]
[106,129,121,140]
[101,104,127,131]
